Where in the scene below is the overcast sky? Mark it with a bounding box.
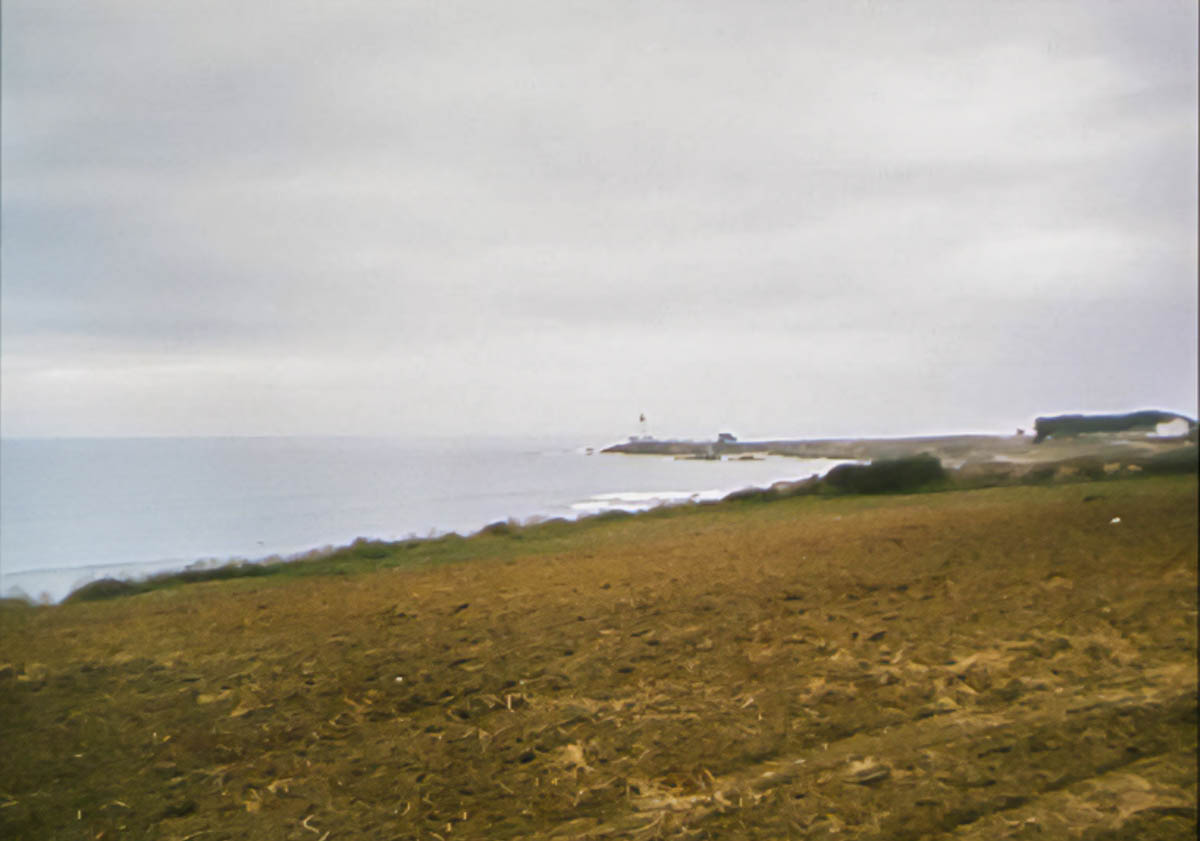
[2,1,1196,441]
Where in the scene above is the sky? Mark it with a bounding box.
[2,0,1197,441]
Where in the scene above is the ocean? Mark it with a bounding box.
[0,436,849,603]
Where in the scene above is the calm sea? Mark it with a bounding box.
[0,436,848,603]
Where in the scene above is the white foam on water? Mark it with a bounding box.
[570,488,727,513]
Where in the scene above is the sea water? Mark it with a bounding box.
[0,436,849,603]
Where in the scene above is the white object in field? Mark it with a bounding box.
[1153,418,1189,437]
[1110,517,1121,524]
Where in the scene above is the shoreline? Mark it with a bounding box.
[4,429,1195,606]
[27,439,1200,605]
[2,454,855,605]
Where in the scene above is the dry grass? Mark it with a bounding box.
[1,476,1196,840]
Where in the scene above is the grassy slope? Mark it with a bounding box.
[1,476,1196,840]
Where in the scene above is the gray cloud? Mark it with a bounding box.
[2,0,1196,438]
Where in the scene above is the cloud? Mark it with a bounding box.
[2,0,1196,437]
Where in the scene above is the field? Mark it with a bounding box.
[1,475,1196,840]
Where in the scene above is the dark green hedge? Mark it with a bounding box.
[823,454,947,494]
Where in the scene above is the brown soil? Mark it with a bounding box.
[2,477,1196,840]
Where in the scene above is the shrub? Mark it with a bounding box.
[479,520,516,537]
[822,454,946,495]
[723,476,823,505]
[592,509,634,522]
[64,578,141,602]
[351,538,391,559]
[1139,446,1199,475]
[170,562,272,584]
[1024,465,1057,484]
[722,487,774,504]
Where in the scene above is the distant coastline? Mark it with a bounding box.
[602,409,1198,466]
[603,433,1012,462]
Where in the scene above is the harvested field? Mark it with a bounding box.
[1,476,1196,840]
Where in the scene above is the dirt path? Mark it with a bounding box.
[2,477,1196,839]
